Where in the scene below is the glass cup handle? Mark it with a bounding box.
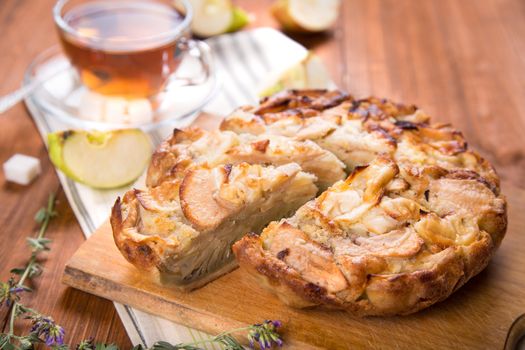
[171,38,213,87]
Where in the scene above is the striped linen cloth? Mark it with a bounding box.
[25,28,317,348]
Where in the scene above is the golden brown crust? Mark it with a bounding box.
[228,89,507,316]
[233,234,341,309]
[233,213,499,316]
[111,194,171,272]
[255,89,352,115]
[146,128,208,188]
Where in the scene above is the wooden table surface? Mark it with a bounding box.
[1,0,524,348]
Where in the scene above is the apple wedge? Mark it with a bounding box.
[189,0,249,37]
[259,53,332,97]
[48,129,152,189]
[272,0,341,32]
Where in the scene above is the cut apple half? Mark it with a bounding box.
[259,53,333,97]
[272,0,341,32]
[189,0,249,37]
[48,129,152,189]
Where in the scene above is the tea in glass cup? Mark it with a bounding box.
[53,0,211,103]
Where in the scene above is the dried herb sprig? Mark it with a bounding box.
[0,193,284,350]
[0,193,61,350]
[143,320,283,350]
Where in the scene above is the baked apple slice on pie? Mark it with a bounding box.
[220,90,407,169]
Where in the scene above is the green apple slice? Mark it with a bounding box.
[272,0,341,32]
[48,129,152,189]
[228,6,250,33]
[189,0,249,37]
[259,53,332,97]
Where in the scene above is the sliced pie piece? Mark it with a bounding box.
[111,162,317,290]
[146,127,346,191]
[233,156,506,315]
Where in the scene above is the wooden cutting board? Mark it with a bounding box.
[62,114,525,349]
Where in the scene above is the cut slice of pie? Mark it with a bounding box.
[111,162,317,290]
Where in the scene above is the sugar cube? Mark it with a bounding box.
[127,99,153,125]
[78,91,105,121]
[104,97,129,124]
[3,154,41,185]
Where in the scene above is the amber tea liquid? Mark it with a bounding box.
[58,0,186,98]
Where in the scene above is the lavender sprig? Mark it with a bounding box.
[148,319,284,350]
[0,193,61,350]
[247,321,283,349]
[29,315,65,347]
[0,278,28,308]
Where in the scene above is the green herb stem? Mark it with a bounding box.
[6,193,56,340]
[17,255,36,289]
[8,304,17,337]
[18,193,55,287]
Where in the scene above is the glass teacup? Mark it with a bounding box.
[53,0,212,111]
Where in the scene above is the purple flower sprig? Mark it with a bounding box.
[0,193,61,350]
[0,278,28,308]
[210,319,283,350]
[146,320,284,350]
[29,314,65,347]
[247,320,283,349]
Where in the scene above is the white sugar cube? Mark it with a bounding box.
[78,91,105,121]
[104,97,129,124]
[78,93,154,125]
[3,154,41,185]
[127,99,153,125]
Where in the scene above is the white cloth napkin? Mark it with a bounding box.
[25,28,313,348]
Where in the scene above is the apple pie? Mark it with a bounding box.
[111,89,506,315]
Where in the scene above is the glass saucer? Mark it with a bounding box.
[23,46,220,131]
